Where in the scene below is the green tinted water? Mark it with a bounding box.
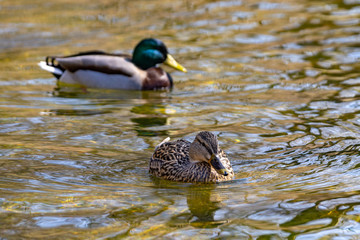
[1,0,360,239]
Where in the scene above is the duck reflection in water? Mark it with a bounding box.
[168,185,227,228]
[44,88,172,126]
[130,100,172,137]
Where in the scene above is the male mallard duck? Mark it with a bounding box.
[150,131,234,183]
[38,38,187,90]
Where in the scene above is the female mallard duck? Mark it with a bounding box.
[38,38,187,90]
[150,131,234,183]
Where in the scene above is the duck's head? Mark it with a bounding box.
[132,38,187,72]
[189,131,229,176]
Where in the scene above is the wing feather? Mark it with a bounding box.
[56,55,136,77]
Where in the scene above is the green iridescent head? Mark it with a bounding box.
[132,38,187,72]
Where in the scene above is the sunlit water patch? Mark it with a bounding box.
[1,0,360,239]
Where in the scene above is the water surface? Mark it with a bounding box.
[1,0,360,239]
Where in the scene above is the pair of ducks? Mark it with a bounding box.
[39,38,234,183]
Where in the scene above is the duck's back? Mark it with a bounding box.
[149,139,191,178]
[56,54,146,90]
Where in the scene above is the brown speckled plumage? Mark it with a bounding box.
[149,132,234,183]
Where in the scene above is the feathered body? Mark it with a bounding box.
[150,132,234,183]
[38,39,186,90]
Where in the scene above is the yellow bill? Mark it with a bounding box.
[164,54,187,72]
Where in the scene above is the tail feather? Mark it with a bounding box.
[154,137,170,151]
[38,61,63,77]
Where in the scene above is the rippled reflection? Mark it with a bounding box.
[1,0,360,238]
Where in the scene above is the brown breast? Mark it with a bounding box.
[142,67,172,90]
